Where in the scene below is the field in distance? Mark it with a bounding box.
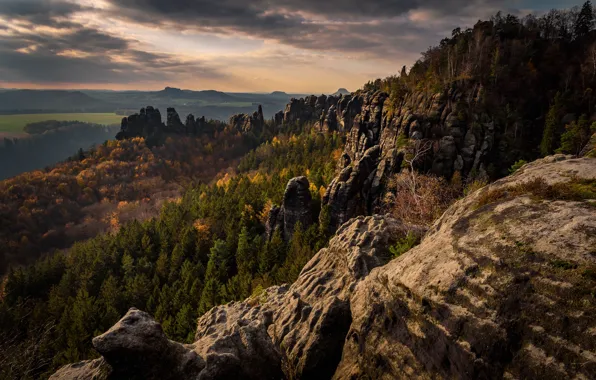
[0,113,123,133]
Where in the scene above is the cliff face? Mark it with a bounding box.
[51,155,596,380]
[266,176,313,241]
[273,84,503,232]
[316,83,530,231]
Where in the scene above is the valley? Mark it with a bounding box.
[0,113,122,133]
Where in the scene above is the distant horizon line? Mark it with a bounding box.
[0,87,352,95]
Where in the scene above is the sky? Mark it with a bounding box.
[0,0,583,93]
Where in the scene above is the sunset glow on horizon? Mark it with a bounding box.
[0,0,583,93]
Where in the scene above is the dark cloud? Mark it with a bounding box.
[0,0,227,84]
[0,0,532,86]
[105,0,510,57]
[0,0,85,28]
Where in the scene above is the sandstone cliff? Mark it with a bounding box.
[51,155,596,380]
[266,176,313,241]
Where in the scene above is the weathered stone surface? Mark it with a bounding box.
[282,176,313,240]
[323,144,382,230]
[335,155,596,379]
[266,176,313,240]
[92,308,204,380]
[320,84,501,232]
[193,287,286,380]
[268,215,426,379]
[280,95,339,128]
[49,359,109,380]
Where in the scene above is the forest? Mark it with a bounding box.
[364,2,596,167]
[0,118,263,274]
[0,125,342,378]
[2,2,596,379]
[0,121,120,180]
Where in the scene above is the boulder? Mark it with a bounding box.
[335,155,596,379]
[92,308,204,379]
[193,288,286,380]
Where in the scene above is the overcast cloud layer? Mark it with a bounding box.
[0,0,579,92]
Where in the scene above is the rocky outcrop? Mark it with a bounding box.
[320,83,506,231]
[166,107,185,133]
[116,106,164,140]
[335,155,596,379]
[50,308,204,380]
[52,156,596,380]
[321,91,391,230]
[116,106,210,142]
[280,95,339,129]
[185,114,211,136]
[267,215,426,379]
[266,176,313,240]
[229,105,265,134]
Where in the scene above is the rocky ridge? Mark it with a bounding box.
[51,155,596,380]
[273,84,504,232]
[229,105,265,134]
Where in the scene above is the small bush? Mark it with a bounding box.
[508,160,527,174]
[389,232,420,258]
[385,171,461,226]
[464,178,489,196]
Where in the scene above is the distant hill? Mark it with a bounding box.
[154,87,235,103]
[0,90,113,113]
[0,88,305,120]
[332,88,350,96]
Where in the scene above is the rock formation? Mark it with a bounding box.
[116,106,164,140]
[321,91,390,230]
[166,107,185,133]
[266,176,313,241]
[319,83,512,231]
[51,155,596,380]
[229,105,265,134]
[279,95,339,129]
[335,155,596,379]
[185,114,211,136]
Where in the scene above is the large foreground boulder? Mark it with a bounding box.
[335,155,596,379]
[52,156,596,380]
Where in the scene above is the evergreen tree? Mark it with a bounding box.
[278,223,312,283]
[541,92,563,156]
[198,240,229,315]
[259,230,285,275]
[557,114,596,154]
[236,226,256,276]
[575,1,594,38]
